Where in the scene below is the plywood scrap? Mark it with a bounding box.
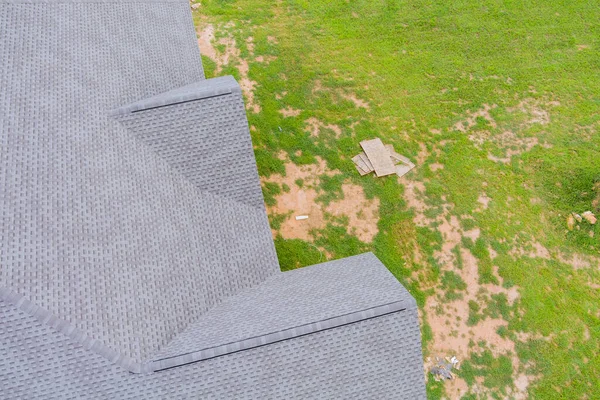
[351,139,416,178]
[360,138,396,177]
[351,154,371,173]
[385,144,415,168]
[358,153,374,172]
[351,154,371,176]
[358,165,370,176]
[395,163,413,178]
[353,162,370,176]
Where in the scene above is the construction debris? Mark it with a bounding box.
[567,214,576,231]
[568,211,597,230]
[429,356,460,382]
[360,138,396,177]
[582,211,597,224]
[352,139,415,178]
[295,215,309,221]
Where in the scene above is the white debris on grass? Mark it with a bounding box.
[568,211,597,230]
[429,355,460,382]
[582,211,597,224]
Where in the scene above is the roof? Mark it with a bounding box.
[0,0,426,398]
[1,294,425,399]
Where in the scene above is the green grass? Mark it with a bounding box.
[194,1,600,398]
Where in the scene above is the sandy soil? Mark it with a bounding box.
[197,23,261,113]
[400,151,540,396]
[453,104,498,132]
[340,92,370,109]
[304,117,342,138]
[263,157,379,242]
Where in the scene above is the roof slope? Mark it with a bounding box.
[113,76,265,209]
[0,0,426,397]
[151,253,415,368]
[0,1,278,364]
[0,295,426,399]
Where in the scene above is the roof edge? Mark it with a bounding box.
[0,287,153,374]
[151,300,407,372]
[110,76,240,116]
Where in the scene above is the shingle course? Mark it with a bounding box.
[1,298,426,399]
[0,2,278,363]
[114,78,265,208]
[0,1,426,397]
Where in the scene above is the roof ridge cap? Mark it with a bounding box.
[0,287,153,374]
[151,300,406,371]
[110,76,239,117]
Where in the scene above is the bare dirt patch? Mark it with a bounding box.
[254,55,277,64]
[412,205,521,361]
[403,164,528,394]
[510,241,551,260]
[508,98,553,125]
[312,79,325,96]
[510,241,600,270]
[429,162,444,171]
[425,240,522,374]
[304,117,342,138]
[445,376,469,399]
[196,23,261,113]
[469,130,545,163]
[263,157,379,242]
[453,104,498,132]
[279,107,302,117]
[197,24,218,63]
[558,252,600,270]
[593,182,600,212]
[340,92,370,109]
[245,36,255,54]
[477,193,491,211]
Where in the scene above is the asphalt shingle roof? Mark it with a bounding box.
[0,0,426,398]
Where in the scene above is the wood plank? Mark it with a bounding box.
[358,153,374,171]
[351,154,370,172]
[385,144,415,167]
[360,138,396,176]
[395,163,415,178]
[354,163,370,176]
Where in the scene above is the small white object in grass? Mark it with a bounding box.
[295,215,309,220]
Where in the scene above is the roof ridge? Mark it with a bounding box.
[0,287,153,374]
[110,76,238,116]
[148,252,416,372]
[151,301,407,371]
[112,76,266,210]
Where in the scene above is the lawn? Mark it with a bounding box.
[191,1,600,398]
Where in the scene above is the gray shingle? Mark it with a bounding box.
[0,1,426,397]
[0,297,426,399]
[152,253,416,365]
[114,77,265,208]
[0,2,278,363]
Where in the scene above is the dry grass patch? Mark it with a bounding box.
[304,117,342,138]
[453,104,498,132]
[279,107,301,117]
[196,23,260,113]
[263,157,379,242]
